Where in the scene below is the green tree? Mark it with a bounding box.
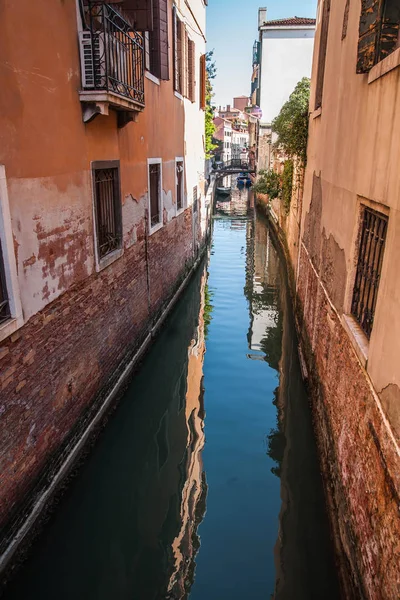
[281,159,294,214]
[205,50,217,159]
[253,169,281,198]
[272,77,310,164]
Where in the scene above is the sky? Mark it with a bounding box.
[206,0,317,107]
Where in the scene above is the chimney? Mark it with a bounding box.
[227,104,231,112]
[258,7,267,28]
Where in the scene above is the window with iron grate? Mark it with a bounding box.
[351,206,388,338]
[176,160,184,211]
[92,161,122,260]
[149,161,162,228]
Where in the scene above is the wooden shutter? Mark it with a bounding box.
[122,0,153,31]
[188,39,195,102]
[158,0,169,80]
[184,29,189,98]
[148,0,169,79]
[199,54,206,109]
[357,0,382,72]
[173,6,182,93]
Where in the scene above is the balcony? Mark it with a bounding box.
[79,2,145,124]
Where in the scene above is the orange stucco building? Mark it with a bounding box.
[0,0,207,567]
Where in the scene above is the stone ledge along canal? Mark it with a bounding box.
[2,192,340,599]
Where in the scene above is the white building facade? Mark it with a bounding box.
[255,10,315,170]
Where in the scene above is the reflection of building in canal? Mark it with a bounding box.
[166,270,208,599]
[245,216,280,355]
[215,186,250,218]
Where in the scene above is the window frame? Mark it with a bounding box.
[175,157,185,215]
[92,160,123,272]
[0,165,23,343]
[350,205,388,340]
[147,158,163,234]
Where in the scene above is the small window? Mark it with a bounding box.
[148,159,162,230]
[357,0,400,72]
[176,159,184,211]
[0,241,11,325]
[351,206,388,338]
[92,161,122,260]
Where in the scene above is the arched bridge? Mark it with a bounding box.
[214,159,256,175]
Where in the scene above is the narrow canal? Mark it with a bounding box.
[3,191,340,599]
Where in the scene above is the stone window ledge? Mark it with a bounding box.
[368,48,400,84]
[342,314,369,368]
[0,316,24,344]
[145,71,160,86]
[311,106,322,120]
[95,248,123,273]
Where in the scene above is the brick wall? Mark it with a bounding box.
[296,243,400,600]
[0,208,195,539]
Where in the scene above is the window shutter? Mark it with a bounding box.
[188,39,195,102]
[315,0,330,109]
[158,0,169,80]
[357,0,382,72]
[199,54,206,109]
[184,30,190,98]
[173,6,182,93]
[122,0,153,31]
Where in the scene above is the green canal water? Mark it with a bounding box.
[3,200,340,599]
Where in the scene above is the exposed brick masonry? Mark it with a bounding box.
[0,209,195,540]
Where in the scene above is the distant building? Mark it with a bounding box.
[252,10,315,170]
[233,95,250,112]
[213,117,233,162]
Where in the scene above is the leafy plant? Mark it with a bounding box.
[272,77,310,164]
[205,51,217,159]
[253,169,281,199]
[281,159,294,214]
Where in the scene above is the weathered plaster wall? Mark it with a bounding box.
[295,0,400,596]
[0,0,207,546]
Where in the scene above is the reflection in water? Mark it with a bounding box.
[4,191,339,600]
[3,266,210,600]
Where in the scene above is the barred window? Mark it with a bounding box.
[351,207,388,338]
[176,160,184,211]
[92,161,122,260]
[149,161,162,228]
[357,0,400,72]
[0,240,10,325]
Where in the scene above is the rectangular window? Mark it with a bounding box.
[351,207,388,338]
[315,0,330,109]
[0,240,10,325]
[173,7,183,94]
[148,159,162,229]
[357,0,400,72]
[176,159,184,211]
[145,0,169,80]
[92,161,122,260]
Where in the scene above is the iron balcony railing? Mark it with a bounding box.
[82,2,145,106]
